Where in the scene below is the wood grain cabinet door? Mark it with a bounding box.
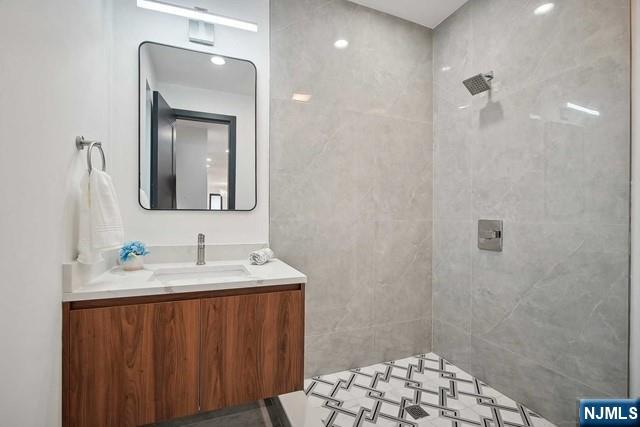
[200,290,304,412]
[68,300,200,427]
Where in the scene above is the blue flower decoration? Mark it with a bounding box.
[119,241,150,263]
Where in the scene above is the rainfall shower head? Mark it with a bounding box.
[463,72,494,95]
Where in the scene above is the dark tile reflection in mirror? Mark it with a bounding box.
[139,42,257,211]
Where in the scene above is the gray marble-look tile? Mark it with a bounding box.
[370,116,433,222]
[433,0,630,425]
[271,0,434,379]
[469,54,630,225]
[432,318,471,373]
[271,218,374,338]
[472,222,629,394]
[269,141,360,225]
[432,221,472,329]
[373,219,432,325]
[543,121,586,221]
[388,51,434,124]
[479,246,629,396]
[269,108,368,224]
[548,273,629,396]
[471,222,585,337]
[271,0,433,120]
[270,0,360,102]
[305,328,376,377]
[433,98,472,221]
[529,0,630,88]
[433,2,474,110]
[270,98,344,176]
[270,0,333,33]
[271,107,432,224]
[372,318,431,363]
[469,335,605,426]
[470,94,547,223]
[469,0,629,100]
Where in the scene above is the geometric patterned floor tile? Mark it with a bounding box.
[302,353,556,427]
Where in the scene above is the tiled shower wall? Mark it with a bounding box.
[270,0,433,376]
[432,1,630,424]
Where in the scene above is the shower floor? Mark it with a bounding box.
[282,352,556,427]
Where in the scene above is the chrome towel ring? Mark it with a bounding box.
[75,136,106,173]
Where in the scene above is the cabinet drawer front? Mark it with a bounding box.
[200,290,304,411]
[68,300,199,427]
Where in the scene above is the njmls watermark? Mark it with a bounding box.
[580,399,640,426]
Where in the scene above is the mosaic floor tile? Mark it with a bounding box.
[301,353,555,427]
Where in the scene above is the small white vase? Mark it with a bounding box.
[122,255,144,271]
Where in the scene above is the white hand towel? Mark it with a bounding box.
[77,170,124,264]
[249,248,274,265]
[77,175,96,264]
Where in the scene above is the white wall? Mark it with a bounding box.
[175,124,208,209]
[111,0,269,245]
[139,46,158,204]
[0,0,111,425]
[631,0,640,398]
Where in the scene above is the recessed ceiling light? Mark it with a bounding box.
[136,0,258,32]
[334,39,349,49]
[210,56,226,65]
[534,3,555,15]
[292,93,312,103]
[206,164,211,168]
[225,149,229,153]
[441,66,451,72]
[207,157,212,162]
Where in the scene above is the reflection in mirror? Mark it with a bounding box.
[139,42,256,211]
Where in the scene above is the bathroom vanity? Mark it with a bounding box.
[61,36,306,427]
[62,259,306,427]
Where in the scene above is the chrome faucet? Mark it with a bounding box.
[196,233,206,265]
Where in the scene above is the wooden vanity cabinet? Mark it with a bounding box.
[65,300,200,427]
[200,290,305,411]
[63,284,304,427]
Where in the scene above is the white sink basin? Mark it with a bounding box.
[150,264,250,285]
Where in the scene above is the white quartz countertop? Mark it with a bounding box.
[62,259,306,302]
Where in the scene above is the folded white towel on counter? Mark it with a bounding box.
[249,248,274,265]
[77,170,124,264]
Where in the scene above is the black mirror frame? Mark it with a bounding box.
[137,41,258,212]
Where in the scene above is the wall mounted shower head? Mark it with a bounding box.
[463,72,494,95]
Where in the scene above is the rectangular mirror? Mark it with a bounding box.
[139,42,257,211]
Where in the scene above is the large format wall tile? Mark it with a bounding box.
[433,101,473,221]
[469,336,603,426]
[373,219,432,325]
[305,328,377,377]
[373,318,432,363]
[432,319,471,372]
[271,0,433,377]
[432,220,472,329]
[474,224,629,396]
[432,0,630,424]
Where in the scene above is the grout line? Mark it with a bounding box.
[306,317,432,339]
[268,97,435,126]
